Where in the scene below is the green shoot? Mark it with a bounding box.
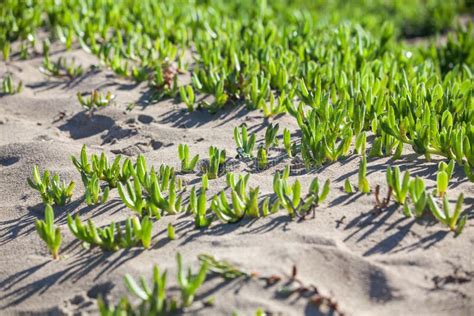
[386,166,410,204]
[205,146,226,179]
[234,125,256,158]
[35,204,61,259]
[77,90,114,114]
[179,85,195,112]
[177,252,208,307]
[427,194,467,236]
[403,176,428,218]
[257,146,268,170]
[358,156,370,194]
[168,223,175,240]
[1,73,22,94]
[283,128,297,158]
[27,166,75,206]
[344,178,355,194]
[178,144,199,173]
[264,123,279,149]
[84,174,110,206]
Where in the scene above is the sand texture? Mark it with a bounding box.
[0,45,473,316]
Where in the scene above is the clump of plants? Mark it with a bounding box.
[178,144,199,173]
[27,166,75,206]
[427,193,467,236]
[77,90,114,114]
[1,73,22,94]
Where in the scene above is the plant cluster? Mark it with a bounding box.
[27,166,75,206]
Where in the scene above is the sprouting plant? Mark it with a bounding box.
[27,166,75,206]
[257,146,268,170]
[435,160,455,197]
[283,128,297,158]
[40,56,83,79]
[211,191,245,223]
[344,178,355,194]
[177,252,208,307]
[178,144,199,173]
[234,125,256,158]
[198,254,249,279]
[1,73,22,94]
[201,174,209,191]
[355,132,367,155]
[100,264,176,314]
[168,223,175,240]
[427,193,467,236]
[386,166,410,204]
[35,204,61,259]
[194,189,213,228]
[358,156,370,193]
[150,174,183,215]
[118,175,147,216]
[84,174,110,206]
[403,176,427,218]
[179,85,195,112]
[77,90,114,114]
[264,123,279,149]
[205,146,226,179]
[67,214,153,250]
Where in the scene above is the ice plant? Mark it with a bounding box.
[177,252,208,307]
[234,125,256,158]
[358,156,370,194]
[264,123,279,149]
[344,178,355,194]
[167,223,175,240]
[283,128,296,158]
[205,146,226,179]
[435,160,454,197]
[179,85,195,112]
[77,90,114,114]
[427,193,467,236]
[27,166,75,206]
[178,144,199,173]
[257,146,268,170]
[84,174,110,206]
[194,189,213,228]
[1,73,22,94]
[118,175,147,216]
[35,204,61,259]
[386,166,410,204]
[403,176,428,218]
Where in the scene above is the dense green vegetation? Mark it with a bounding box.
[2,0,472,313]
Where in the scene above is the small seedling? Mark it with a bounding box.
[67,214,153,250]
[194,189,213,228]
[358,156,370,193]
[403,176,427,218]
[84,174,110,206]
[179,85,196,112]
[344,178,355,194]
[1,73,22,94]
[435,160,454,197]
[35,204,61,259]
[283,128,297,158]
[27,166,75,206]
[168,223,175,240]
[264,123,279,149]
[118,175,147,216]
[427,193,467,236]
[386,166,410,204]
[205,146,226,179]
[77,90,114,114]
[257,146,268,170]
[177,252,208,307]
[178,144,199,173]
[234,125,256,158]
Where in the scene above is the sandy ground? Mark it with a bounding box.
[0,45,473,316]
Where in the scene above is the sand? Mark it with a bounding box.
[0,44,473,316]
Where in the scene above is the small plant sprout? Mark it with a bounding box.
[84,174,110,206]
[179,85,195,112]
[201,174,209,191]
[386,166,410,204]
[168,223,175,240]
[344,178,355,194]
[178,144,199,173]
[118,175,147,216]
[150,175,184,215]
[177,252,208,307]
[194,189,213,228]
[67,214,154,250]
[27,166,75,206]
[77,90,114,114]
[358,156,370,193]
[234,125,256,158]
[35,204,61,259]
[283,128,297,158]
[257,146,268,170]
[264,123,279,149]
[211,191,245,223]
[435,160,455,197]
[1,73,22,94]
[205,146,226,179]
[403,176,428,218]
[427,194,467,236]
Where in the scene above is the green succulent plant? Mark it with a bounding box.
[35,204,62,259]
